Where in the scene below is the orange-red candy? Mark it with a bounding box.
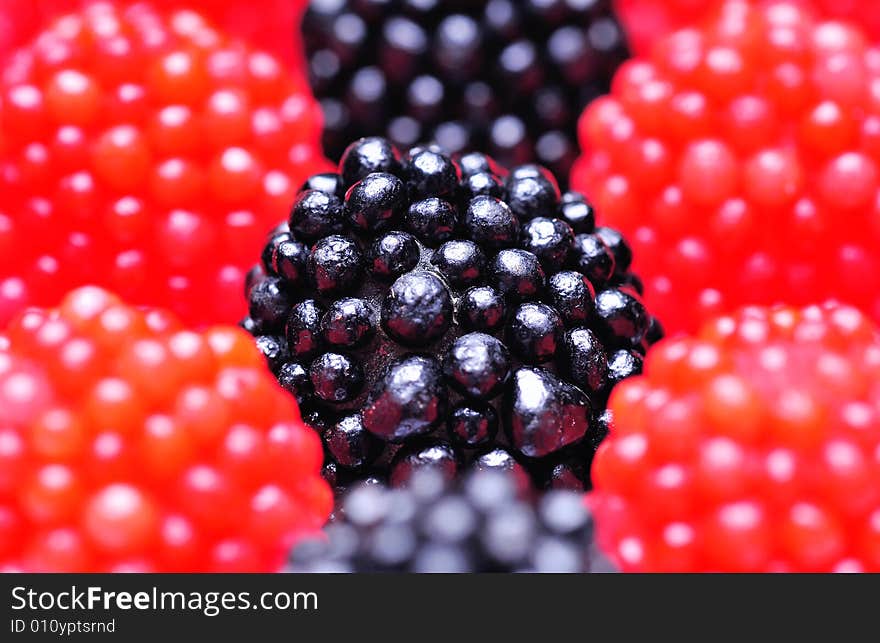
[0,287,331,572]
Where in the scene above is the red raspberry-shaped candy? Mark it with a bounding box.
[153,0,309,68]
[0,287,331,572]
[1,2,308,69]
[591,302,880,572]
[573,1,880,333]
[617,1,880,56]
[616,0,719,56]
[0,2,329,327]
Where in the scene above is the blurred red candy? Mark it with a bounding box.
[617,0,880,56]
[1,1,310,68]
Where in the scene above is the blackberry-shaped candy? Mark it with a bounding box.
[244,138,662,493]
[288,468,616,573]
[302,0,629,180]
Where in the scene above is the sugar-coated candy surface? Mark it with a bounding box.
[289,468,616,573]
[0,2,328,327]
[302,0,629,180]
[0,287,331,572]
[592,302,880,572]
[244,138,663,495]
[573,0,880,334]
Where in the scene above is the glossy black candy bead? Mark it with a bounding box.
[534,87,571,130]
[492,249,546,301]
[504,165,561,221]
[430,240,486,288]
[261,231,289,274]
[277,362,313,406]
[390,442,459,487]
[548,25,592,84]
[463,195,519,249]
[382,271,453,346]
[402,148,460,200]
[590,409,613,453]
[558,193,595,233]
[645,316,665,346]
[443,332,511,400]
[345,67,381,114]
[310,352,365,403]
[447,404,498,448]
[548,271,595,326]
[562,327,607,394]
[367,231,420,280]
[433,13,482,80]
[594,288,651,348]
[520,217,574,271]
[239,316,260,335]
[536,131,576,176]
[245,264,266,299]
[307,235,363,294]
[605,349,644,389]
[525,0,569,23]
[459,171,504,204]
[569,233,615,286]
[459,286,507,332]
[595,226,632,275]
[340,137,401,187]
[289,190,345,241]
[345,172,405,232]
[248,277,293,330]
[473,448,531,493]
[546,458,589,492]
[406,75,445,122]
[457,151,503,178]
[301,172,346,199]
[506,302,563,363]
[489,114,531,168]
[254,335,289,374]
[362,355,448,441]
[404,198,457,245]
[504,367,591,458]
[507,163,557,184]
[616,272,644,296]
[321,298,375,348]
[324,414,384,470]
[285,299,324,361]
[272,236,310,285]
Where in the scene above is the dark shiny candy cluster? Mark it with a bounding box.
[287,468,616,573]
[243,138,662,493]
[302,0,629,180]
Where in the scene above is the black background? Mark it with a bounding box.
[0,573,874,641]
